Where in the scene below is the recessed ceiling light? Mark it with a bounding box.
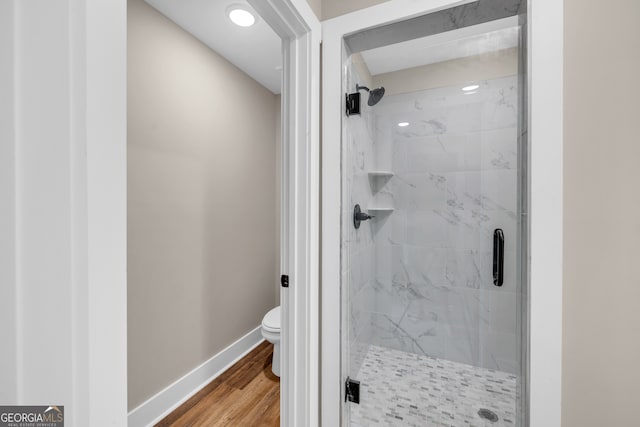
[462,84,480,92]
[228,7,255,27]
[397,122,410,127]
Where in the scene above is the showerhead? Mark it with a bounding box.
[356,84,386,106]
[368,87,386,106]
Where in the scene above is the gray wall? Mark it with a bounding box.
[562,0,640,425]
[275,94,282,304]
[320,0,389,20]
[128,0,278,410]
[306,0,322,20]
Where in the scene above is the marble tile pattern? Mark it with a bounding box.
[345,0,524,54]
[362,76,522,375]
[343,67,522,425]
[350,345,518,427]
[342,58,378,378]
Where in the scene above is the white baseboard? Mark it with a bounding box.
[128,326,264,427]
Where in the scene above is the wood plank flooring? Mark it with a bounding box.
[156,341,279,427]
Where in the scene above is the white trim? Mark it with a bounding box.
[3,1,128,424]
[85,0,128,424]
[127,327,264,427]
[247,1,320,426]
[3,0,319,425]
[321,0,563,426]
[528,0,563,426]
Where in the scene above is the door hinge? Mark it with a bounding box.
[345,377,360,404]
[346,92,361,116]
[280,274,289,288]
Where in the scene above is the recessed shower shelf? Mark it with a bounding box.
[368,171,394,178]
[367,207,394,213]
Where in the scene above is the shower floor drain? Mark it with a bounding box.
[478,408,499,423]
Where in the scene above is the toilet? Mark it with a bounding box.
[261,306,281,377]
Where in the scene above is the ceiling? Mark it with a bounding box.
[146,0,283,94]
[141,3,517,94]
[360,16,519,76]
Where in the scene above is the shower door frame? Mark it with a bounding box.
[320,0,564,426]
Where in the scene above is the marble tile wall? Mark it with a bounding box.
[342,59,378,377]
[366,76,521,374]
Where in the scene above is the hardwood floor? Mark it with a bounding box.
[155,341,280,427]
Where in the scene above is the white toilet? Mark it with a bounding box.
[261,306,281,377]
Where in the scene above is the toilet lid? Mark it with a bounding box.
[262,306,280,332]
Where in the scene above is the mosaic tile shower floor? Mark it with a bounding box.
[350,345,518,427]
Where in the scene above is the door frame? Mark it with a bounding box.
[248,1,321,426]
[320,0,563,425]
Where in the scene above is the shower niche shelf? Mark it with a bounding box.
[367,206,394,213]
[368,170,394,214]
[368,171,394,178]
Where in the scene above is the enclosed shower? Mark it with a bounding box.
[340,1,527,426]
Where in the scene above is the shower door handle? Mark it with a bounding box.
[493,229,504,287]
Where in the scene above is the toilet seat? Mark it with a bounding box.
[262,306,280,333]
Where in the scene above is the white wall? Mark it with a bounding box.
[15,0,76,410]
[0,0,18,404]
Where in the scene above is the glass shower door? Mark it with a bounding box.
[341,7,526,427]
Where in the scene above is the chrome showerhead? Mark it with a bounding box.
[356,84,386,106]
